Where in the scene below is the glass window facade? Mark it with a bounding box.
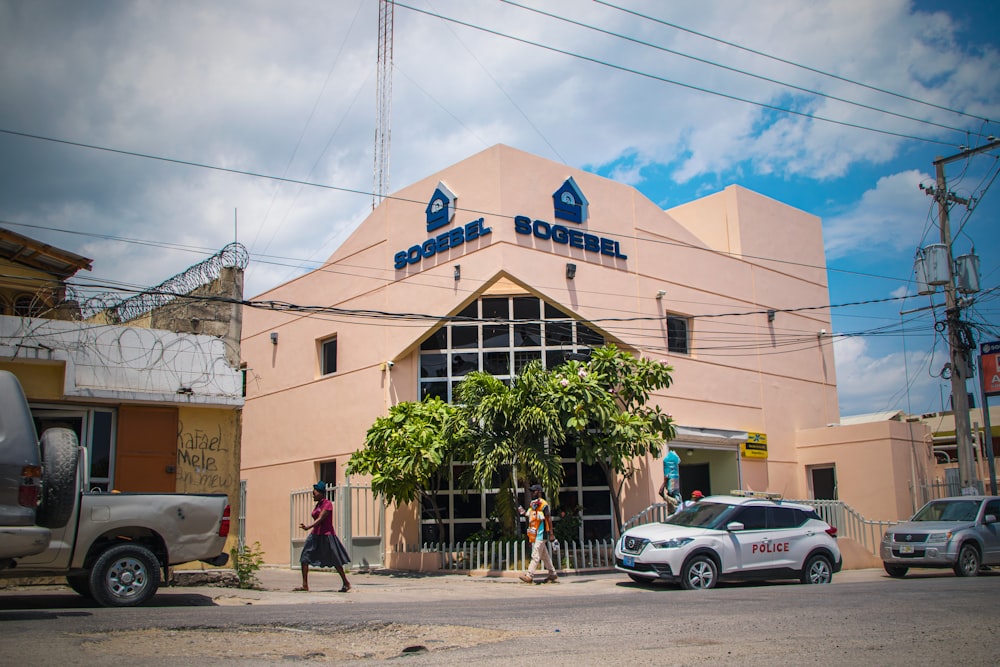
[417,295,613,543]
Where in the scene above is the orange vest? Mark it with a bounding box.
[526,498,552,543]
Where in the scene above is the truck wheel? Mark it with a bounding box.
[883,564,908,578]
[680,554,718,590]
[953,544,981,577]
[66,574,92,598]
[36,428,80,529]
[800,554,833,584]
[89,544,160,607]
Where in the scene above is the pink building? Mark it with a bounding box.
[240,145,931,566]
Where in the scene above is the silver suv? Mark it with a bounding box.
[880,496,1000,578]
[615,493,842,589]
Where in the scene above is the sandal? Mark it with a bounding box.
[338,585,351,593]
[293,586,309,592]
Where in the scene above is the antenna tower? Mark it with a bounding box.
[373,0,394,209]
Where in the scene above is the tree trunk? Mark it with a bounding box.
[600,460,624,539]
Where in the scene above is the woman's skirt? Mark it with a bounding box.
[300,533,351,568]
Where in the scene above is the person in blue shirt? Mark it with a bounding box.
[658,447,682,511]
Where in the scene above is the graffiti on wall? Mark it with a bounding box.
[176,421,234,492]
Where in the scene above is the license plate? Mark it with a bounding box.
[899,544,914,554]
[624,556,635,567]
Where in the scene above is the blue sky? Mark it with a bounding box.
[0,0,997,417]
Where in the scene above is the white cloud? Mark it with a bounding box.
[823,170,933,260]
[833,335,952,416]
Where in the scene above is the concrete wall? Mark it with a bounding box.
[0,315,243,404]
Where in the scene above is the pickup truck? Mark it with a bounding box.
[0,370,231,606]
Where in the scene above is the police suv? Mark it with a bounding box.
[615,492,842,589]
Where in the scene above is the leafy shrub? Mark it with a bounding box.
[230,541,265,589]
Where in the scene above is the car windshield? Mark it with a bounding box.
[663,501,735,529]
[911,499,981,522]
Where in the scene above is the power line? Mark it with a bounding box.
[593,0,993,125]
[393,2,958,147]
[501,0,972,136]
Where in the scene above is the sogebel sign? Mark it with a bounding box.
[394,177,627,270]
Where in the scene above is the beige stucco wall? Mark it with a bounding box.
[796,420,933,521]
[240,145,855,564]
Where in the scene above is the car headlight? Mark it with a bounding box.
[926,531,952,543]
[651,537,693,549]
[882,532,892,543]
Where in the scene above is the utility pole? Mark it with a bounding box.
[926,139,1000,494]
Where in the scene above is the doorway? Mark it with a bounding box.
[680,462,711,500]
[810,465,837,500]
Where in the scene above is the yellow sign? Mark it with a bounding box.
[742,432,768,459]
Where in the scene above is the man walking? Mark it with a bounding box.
[658,446,681,513]
[519,484,558,584]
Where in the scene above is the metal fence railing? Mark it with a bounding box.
[290,482,385,569]
[621,501,672,533]
[238,479,247,550]
[910,479,985,509]
[789,499,897,557]
[393,539,615,572]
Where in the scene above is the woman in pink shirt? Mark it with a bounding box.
[296,481,351,592]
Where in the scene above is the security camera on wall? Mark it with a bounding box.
[385,361,395,369]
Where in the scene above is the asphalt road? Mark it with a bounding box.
[2,568,998,665]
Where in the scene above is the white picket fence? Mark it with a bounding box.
[394,539,615,572]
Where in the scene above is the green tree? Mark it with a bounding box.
[453,361,573,537]
[563,345,676,537]
[346,396,464,542]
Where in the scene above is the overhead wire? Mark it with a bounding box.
[392,1,962,148]
[593,0,993,125]
[500,0,973,136]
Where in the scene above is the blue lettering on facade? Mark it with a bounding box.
[394,218,492,269]
[513,215,627,260]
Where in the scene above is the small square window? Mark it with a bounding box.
[666,316,689,354]
[483,351,510,375]
[514,350,541,373]
[513,297,540,320]
[482,324,510,348]
[514,323,541,346]
[421,381,448,401]
[482,297,508,320]
[420,353,448,378]
[451,353,478,376]
[321,337,338,375]
[451,325,478,349]
[545,321,573,346]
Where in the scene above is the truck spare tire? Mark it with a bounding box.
[36,428,79,529]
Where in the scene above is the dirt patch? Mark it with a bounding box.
[77,621,521,661]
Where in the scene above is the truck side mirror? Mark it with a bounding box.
[984,514,998,525]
